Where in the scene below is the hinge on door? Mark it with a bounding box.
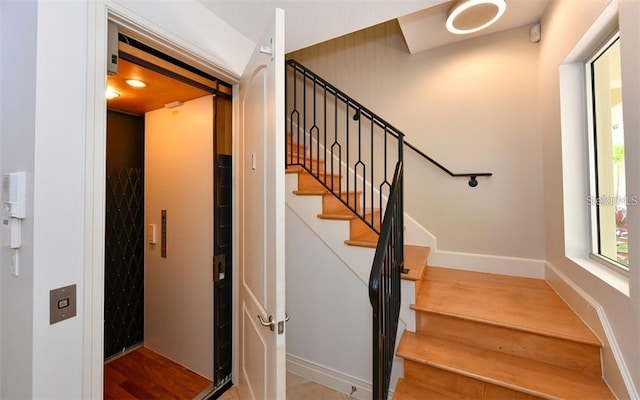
[259,38,274,60]
[213,254,225,282]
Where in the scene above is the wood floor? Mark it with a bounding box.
[394,266,615,400]
[104,348,353,399]
[104,347,211,399]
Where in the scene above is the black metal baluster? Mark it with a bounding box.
[311,78,317,177]
[303,74,307,164]
[323,85,327,182]
[345,102,350,205]
[331,95,340,193]
[371,122,375,228]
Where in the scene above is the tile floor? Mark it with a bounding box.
[219,372,357,399]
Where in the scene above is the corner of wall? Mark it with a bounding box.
[545,262,638,400]
[0,1,38,398]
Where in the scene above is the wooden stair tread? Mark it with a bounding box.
[318,212,354,220]
[292,189,327,196]
[397,332,614,400]
[344,239,377,248]
[414,267,600,346]
[394,378,458,400]
[286,164,333,175]
[286,165,305,173]
[288,166,341,179]
[402,245,430,281]
[345,230,378,245]
[318,206,378,220]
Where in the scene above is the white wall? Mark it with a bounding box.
[31,2,88,398]
[288,22,545,262]
[0,0,250,397]
[0,1,37,398]
[539,0,639,397]
[145,95,214,379]
[285,207,372,397]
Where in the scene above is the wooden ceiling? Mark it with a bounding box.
[106,42,231,115]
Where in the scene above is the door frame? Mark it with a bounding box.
[84,2,241,397]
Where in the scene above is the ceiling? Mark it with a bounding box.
[107,0,552,114]
[198,0,445,53]
[106,42,230,115]
[199,0,551,55]
[398,0,551,53]
[106,58,210,115]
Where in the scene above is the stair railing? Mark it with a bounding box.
[286,60,404,232]
[286,60,491,191]
[369,161,404,400]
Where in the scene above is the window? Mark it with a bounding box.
[587,33,628,273]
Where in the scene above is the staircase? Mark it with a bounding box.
[285,60,615,400]
[285,140,430,275]
[394,267,615,399]
[285,137,614,400]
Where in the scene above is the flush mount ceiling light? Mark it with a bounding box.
[446,0,506,35]
[105,88,120,100]
[125,79,147,88]
[164,101,184,109]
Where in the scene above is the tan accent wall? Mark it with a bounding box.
[288,21,545,260]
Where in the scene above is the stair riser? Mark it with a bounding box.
[350,214,380,241]
[287,157,325,173]
[415,311,602,376]
[297,171,341,192]
[403,360,543,400]
[285,137,307,152]
[285,143,308,155]
[322,192,361,214]
[286,139,328,172]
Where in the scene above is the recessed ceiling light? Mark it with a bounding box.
[446,0,506,35]
[125,79,147,88]
[106,88,120,100]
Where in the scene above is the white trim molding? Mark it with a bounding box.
[546,262,638,400]
[429,250,546,279]
[287,354,372,400]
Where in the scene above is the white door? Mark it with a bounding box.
[237,8,286,400]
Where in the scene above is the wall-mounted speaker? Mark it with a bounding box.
[530,23,541,43]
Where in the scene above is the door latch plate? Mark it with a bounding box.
[213,254,225,282]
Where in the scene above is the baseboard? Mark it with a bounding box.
[287,354,372,400]
[428,250,546,279]
[546,262,639,400]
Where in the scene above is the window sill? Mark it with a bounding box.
[568,256,630,297]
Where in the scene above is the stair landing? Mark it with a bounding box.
[414,267,599,345]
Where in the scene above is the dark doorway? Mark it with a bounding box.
[212,92,234,396]
[104,110,145,359]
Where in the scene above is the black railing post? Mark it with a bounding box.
[369,162,403,400]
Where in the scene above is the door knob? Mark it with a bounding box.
[257,314,275,331]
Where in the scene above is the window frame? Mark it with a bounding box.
[585,31,629,275]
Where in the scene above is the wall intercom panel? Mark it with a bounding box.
[3,172,26,219]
